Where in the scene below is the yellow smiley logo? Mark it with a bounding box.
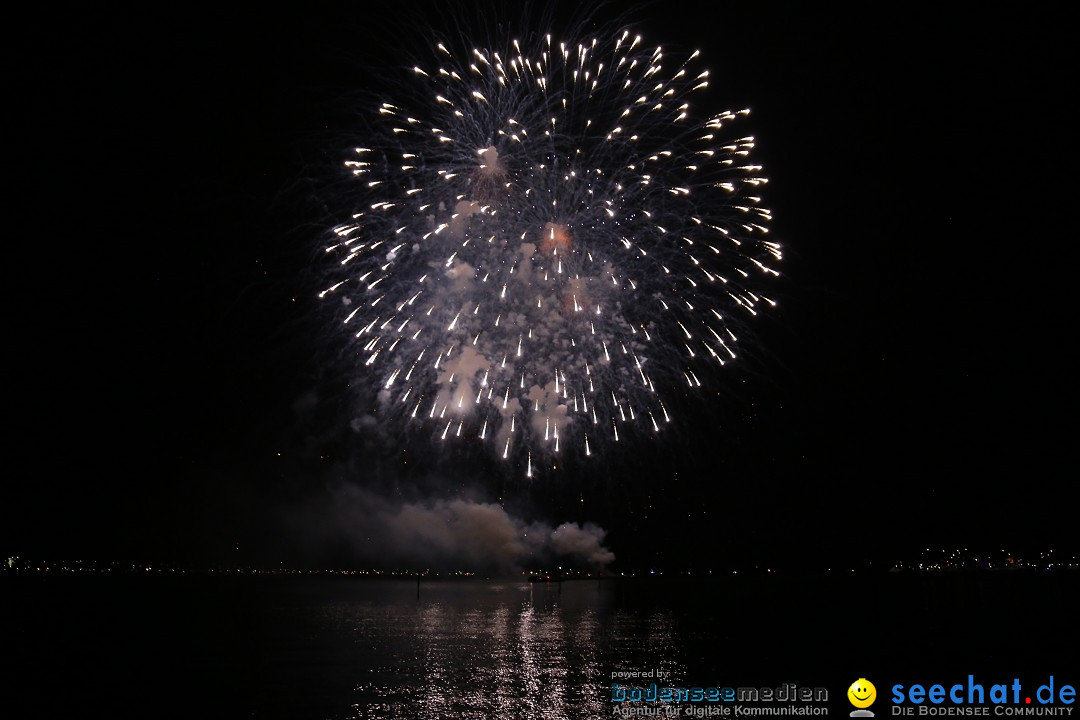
[848,678,877,709]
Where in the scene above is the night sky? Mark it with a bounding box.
[8,4,1076,570]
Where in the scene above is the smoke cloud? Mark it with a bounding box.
[321,484,614,572]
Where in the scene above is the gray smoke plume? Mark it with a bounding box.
[322,484,614,572]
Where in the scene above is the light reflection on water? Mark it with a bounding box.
[304,580,682,719]
[9,572,1069,718]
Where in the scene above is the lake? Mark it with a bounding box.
[3,573,1076,718]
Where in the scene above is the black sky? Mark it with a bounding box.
[8,3,1076,569]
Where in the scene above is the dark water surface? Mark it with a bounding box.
[3,573,1076,718]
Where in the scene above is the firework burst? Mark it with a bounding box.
[321,28,779,475]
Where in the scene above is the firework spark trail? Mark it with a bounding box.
[321,29,779,473]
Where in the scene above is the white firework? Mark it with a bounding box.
[321,29,779,475]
